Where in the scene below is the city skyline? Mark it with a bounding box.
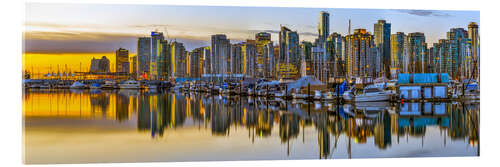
[25,3,479,53]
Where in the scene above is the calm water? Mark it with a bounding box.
[23,89,479,164]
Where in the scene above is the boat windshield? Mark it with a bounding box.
[364,88,381,93]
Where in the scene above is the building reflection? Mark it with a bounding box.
[23,89,480,158]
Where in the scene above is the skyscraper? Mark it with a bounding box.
[159,40,171,79]
[407,32,427,73]
[255,32,273,78]
[318,11,330,45]
[150,31,165,79]
[201,46,211,76]
[242,40,257,77]
[390,32,406,76]
[115,48,129,73]
[231,43,243,75]
[327,33,343,80]
[211,34,231,79]
[131,56,137,77]
[468,22,479,80]
[300,41,313,76]
[89,56,110,73]
[345,29,376,81]
[190,48,203,78]
[170,41,186,78]
[432,39,451,74]
[447,28,468,79]
[137,37,151,79]
[279,26,300,79]
[374,20,391,78]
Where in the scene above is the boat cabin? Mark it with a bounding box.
[397,73,449,100]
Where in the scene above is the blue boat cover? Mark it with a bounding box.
[397,73,449,84]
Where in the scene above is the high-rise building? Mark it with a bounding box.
[242,40,257,77]
[318,11,330,45]
[447,28,469,79]
[327,33,344,80]
[374,20,391,78]
[170,41,186,78]
[89,56,110,73]
[211,34,231,79]
[158,40,171,79]
[115,48,129,73]
[390,32,406,76]
[150,31,165,79]
[263,42,275,79]
[137,37,151,79]
[255,32,273,78]
[279,26,300,79]
[407,32,427,73]
[131,56,137,77]
[201,47,211,76]
[432,39,451,74]
[190,47,205,78]
[345,29,377,82]
[300,41,313,76]
[231,43,243,75]
[468,22,479,80]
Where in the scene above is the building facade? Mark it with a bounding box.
[374,20,391,78]
[149,31,165,79]
[137,37,151,79]
[115,48,129,73]
[89,56,110,73]
[345,29,377,82]
[407,32,427,74]
[279,26,300,80]
[171,41,186,78]
[211,34,231,77]
[390,32,407,76]
[468,22,479,80]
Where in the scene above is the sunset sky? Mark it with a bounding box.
[23,3,479,73]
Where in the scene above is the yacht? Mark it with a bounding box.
[322,91,336,101]
[118,80,140,89]
[353,85,392,102]
[313,90,322,100]
[101,80,117,89]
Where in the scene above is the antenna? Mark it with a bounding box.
[163,27,171,43]
[348,19,351,35]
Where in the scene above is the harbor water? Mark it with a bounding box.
[23,89,479,164]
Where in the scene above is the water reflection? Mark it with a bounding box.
[23,89,479,161]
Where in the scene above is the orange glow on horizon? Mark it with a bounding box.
[23,52,137,75]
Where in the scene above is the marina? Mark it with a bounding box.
[22,73,480,103]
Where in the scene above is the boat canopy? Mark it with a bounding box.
[257,81,280,87]
[397,73,449,84]
[287,76,324,91]
[374,77,389,83]
[71,81,85,87]
[466,83,478,90]
[90,83,101,87]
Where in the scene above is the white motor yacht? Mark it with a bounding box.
[353,85,392,102]
[118,80,140,89]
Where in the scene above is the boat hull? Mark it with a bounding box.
[354,93,391,102]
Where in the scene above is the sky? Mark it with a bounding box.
[23,3,479,72]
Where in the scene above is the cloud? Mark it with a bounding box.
[23,31,211,53]
[399,10,452,17]
[24,31,140,41]
[23,22,320,53]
